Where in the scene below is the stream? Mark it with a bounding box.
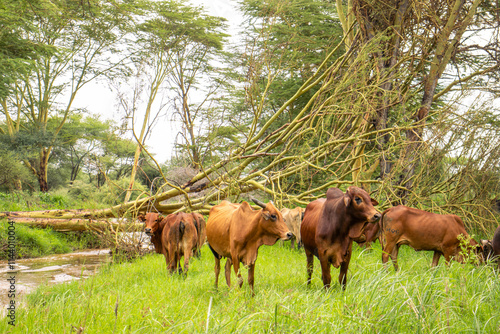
[1,249,111,316]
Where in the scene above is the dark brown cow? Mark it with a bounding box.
[381,205,480,270]
[481,226,500,269]
[206,198,293,291]
[139,212,165,254]
[301,187,381,289]
[139,211,203,274]
[281,207,305,249]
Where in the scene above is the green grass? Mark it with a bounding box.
[0,221,103,259]
[2,243,499,333]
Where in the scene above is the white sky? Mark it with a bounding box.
[72,0,242,163]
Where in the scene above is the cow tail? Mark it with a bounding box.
[179,221,185,239]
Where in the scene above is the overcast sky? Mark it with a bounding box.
[72,0,242,164]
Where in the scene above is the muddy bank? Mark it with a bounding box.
[1,249,111,316]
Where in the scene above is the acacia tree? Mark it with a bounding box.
[0,0,47,100]
[0,0,135,191]
[50,114,115,183]
[121,0,229,202]
[334,0,500,194]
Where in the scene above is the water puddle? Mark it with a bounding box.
[1,249,111,316]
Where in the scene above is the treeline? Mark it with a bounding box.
[1,0,499,232]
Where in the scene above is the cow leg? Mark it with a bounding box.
[224,258,232,287]
[432,251,442,267]
[305,249,314,286]
[183,249,192,276]
[232,257,244,288]
[390,245,400,271]
[168,252,178,274]
[162,247,174,273]
[382,239,396,269]
[339,244,353,290]
[318,255,332,289]
[291,238,296,250]
[248,263,255,292]
[214,257,221,289]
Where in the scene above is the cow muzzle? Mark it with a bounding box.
[144,228,153,236]
[370,212,382,222]
[284,232,294,241]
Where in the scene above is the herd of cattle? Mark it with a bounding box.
[138,186,500,291]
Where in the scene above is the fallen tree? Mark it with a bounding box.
[6,217,143,232]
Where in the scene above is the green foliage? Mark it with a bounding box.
[95,177,148,204]
[0,149,36,191]
[0,0,52,99]
[67,180,97,202]
[137,0,228,51]
[4,244,499,332]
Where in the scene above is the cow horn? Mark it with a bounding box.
[250,197,267,209]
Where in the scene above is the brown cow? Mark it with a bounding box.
[301,187,381,289]
[139,212,203,274]
[191,212,207,257]
[481,226,500,269]
[139,212,165,254]
[163,212,200,274]
[381,205,480,270]
[206,198,293,291]
[281,207,305,249]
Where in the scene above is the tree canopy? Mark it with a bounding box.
[1,0,499,234]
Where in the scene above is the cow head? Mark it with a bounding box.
[252,198,294,244]
[481,239,494,262]
[343,186,381,238]
[139,212,163,237]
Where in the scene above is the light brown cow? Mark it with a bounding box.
[281,207,305,249]
[206,198,293,291]
[139,211,204,274]
[301,187,381,289]
[381,205,480,270]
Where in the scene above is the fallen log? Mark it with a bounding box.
[7,218,144,232]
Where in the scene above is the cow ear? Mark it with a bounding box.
[343,188,351,207]
[137,214,145,222]
[371,198,379,206]
[261,211,271,221]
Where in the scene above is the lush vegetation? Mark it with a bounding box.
[0,192,105,259]
[2,243,499,333]
[1,1,499,331]
[0,221,101,259]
